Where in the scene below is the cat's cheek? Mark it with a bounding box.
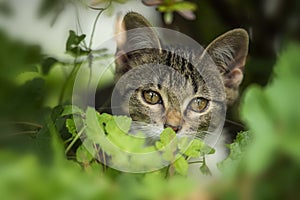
[147,105,166,125]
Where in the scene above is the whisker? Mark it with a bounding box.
[98,105,123,108]
[225,119,245,129]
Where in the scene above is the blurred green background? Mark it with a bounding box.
[0,0,300,199]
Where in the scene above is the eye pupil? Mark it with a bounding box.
[142,90,161,104]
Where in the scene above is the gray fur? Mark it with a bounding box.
[114,12,248,141]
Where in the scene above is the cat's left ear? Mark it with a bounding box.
[205,29,249,89]
[116,12,162,52]
[115,12,162,80]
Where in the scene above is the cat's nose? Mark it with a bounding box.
[164,123,182,133]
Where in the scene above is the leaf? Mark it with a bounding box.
[96,112,113,130]
[66,118,77,137]
[41,57,57,75]
[200,144,215,156]
[66,30,89,56]
[109,115,132,134]
[0,1,13,16]
[218,131,252,176]
[51,105,64,121]
[76,145,94,164]
[158,1,196,12]
[173,156,188,175]
[163,11,173,24]
[170,1,197,12]
[159,128,176,145]
[61,105,84,116]
[199,161,212,176]
[180,138,204,157]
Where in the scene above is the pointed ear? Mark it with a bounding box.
[115,12,161,80]
[116,12,161,52]
[206,29,249,89]
[205,29,249,105]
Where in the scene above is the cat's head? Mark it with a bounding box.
[112,12,248,140]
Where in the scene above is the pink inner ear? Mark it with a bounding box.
[225,68,244,88]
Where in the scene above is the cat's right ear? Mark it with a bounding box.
[205,29,249,105]
[115,12,161,56]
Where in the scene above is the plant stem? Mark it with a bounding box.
[188,160,204,165]
[88,0,112,49]
[65,126,86,154]
[58,61,81,104]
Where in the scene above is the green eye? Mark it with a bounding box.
[142,90,162,105]
[189,97,209,113]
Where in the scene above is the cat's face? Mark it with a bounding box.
[113,12,248,140]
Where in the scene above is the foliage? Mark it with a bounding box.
[215,44,300,199]
[62,106,213,176]
[142,0,197,24]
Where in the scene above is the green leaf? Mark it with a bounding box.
[96,112,113,130]
[199,161,212,176]
[163,11,173,24]
[218,131,252,176]
[180,138,204,157]
[170,1,197,12]
[76,145,94,164]
[158,2,197,12]
[66,30,89,56]
[41,57,57,75]
[200,144,215,155]
[61,105,84,116]
[66,118,77,137]
[154,128,178,161]
[173,156,188,175]
[159,127,176,145]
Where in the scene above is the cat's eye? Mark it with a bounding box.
[189,97,209,113]
[142,90,162,105]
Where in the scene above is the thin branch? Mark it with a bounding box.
[188,160,203,165]
[74,2,88,49]
[88,0,112,49]
[65,126,86,154]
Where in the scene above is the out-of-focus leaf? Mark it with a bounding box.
[157,2,196,12]
[38,0,65,26]
[199,161,212,176]
[240,44,300,175]
[66,31,89,56]
[173,156,188,175]
[66,118,76,137]
[76,145,94,164]
[180,138,203,157]
[61,105,84,116]
[41,57,58,75]
[0,1,13,16]
[218,131,252,177]
[155,127,176,148]
[163,11,173,24]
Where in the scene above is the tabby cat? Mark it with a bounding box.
[108,12,248,174]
